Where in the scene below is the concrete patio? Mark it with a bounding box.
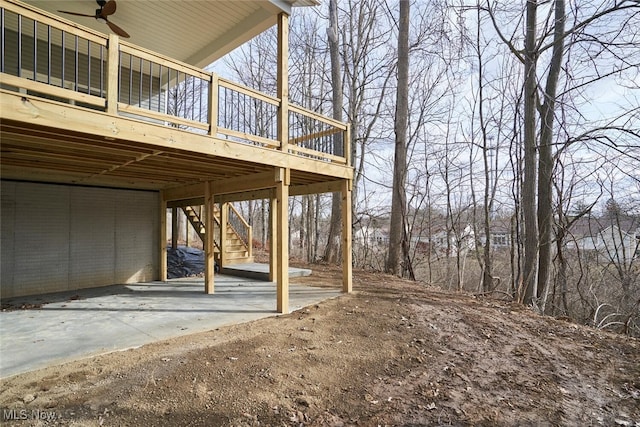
[0,270,341,378]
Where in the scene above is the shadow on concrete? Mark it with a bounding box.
[0,270,341,378]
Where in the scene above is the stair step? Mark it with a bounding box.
[180,204,251,262]
[226,244,247,250]
[226,253,249,259]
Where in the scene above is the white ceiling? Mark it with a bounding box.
[23,0,317,68]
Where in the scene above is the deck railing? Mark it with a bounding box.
[0,0,349,165]
[226,203,252,256]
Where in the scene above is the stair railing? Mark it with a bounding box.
[226,203,252,258]
[181,206,221,252]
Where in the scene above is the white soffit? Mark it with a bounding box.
[22,0,314,67]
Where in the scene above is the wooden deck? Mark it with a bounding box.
[0,0,353,314]
[0,0,351,192]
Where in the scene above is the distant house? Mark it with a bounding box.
[418,223,475,256]
[384,221,474,257]
[354,217,474,257]
[567,216,640,261]
[354,217,390,247]
[489,218,512,248]
[477,217,513,249]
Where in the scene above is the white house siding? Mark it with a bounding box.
[597,226,638,263]
[1,181,159,298]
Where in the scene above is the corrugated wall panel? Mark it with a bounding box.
[1,181,17,289]
[1,181,159,298]
[115,191,158,284]
[10,182,71,295]
[69,187,117,287]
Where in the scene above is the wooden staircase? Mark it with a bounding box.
[181,204,253,266]
[181,206,208,244]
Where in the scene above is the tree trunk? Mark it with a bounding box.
[300,196,307,253]
[323,0,344,263]
[386,0,410,276]
[556,226,569,316]
[522,0,539,305]
[477,6,493,293]
[537,0,566,312]
[314,194,321,261]
[261,199,267,249]
[306,196,314,261]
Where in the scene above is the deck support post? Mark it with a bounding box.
[277,13,289,154]
[106,34,119,115]
[171,207,178,250]
[220,202,229,267]
[276,168,290,314]
[204,181,215,294]
[342,179,353,293]
[269,191,278,282]
[209,74,219,136]
[275,12,290,313]
[160,192,168,282]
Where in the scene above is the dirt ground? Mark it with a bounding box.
[1,265,638,426]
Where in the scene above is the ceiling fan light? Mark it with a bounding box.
[60,1,128,38]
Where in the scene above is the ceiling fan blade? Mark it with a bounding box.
[106,20,130,38]
[58,10,95,17]
[102,0,117,17]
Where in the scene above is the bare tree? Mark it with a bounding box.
[323,0,344,263]
[483,0,640,307]
[339,0,395,269]
[386,0,411,277]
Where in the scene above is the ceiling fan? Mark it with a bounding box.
[59,0,130,38]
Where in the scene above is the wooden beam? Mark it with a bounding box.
[0,73,106,108]
[118,103,209,131]
[1,90,354,180]
[204,181,215,294]
[276,169,289,313]
[171,207,178,250]
[342,179,353,293]
[220,202,229,268]
[287,145,347,164]
[269,189,277,283]
[217,127,280,148]
[288,127,341,146]
[217,189,272,204]
[117,42,211,80]
[215,171,278,194]
[163,171,279,202]
[218,78,280,106]
[277,13,289,155]
[159,192,168,281]
[163,183,205,201]
[107,34,119,115]
[290,180,344,197]
[209,74,219,136]
[76,150,164,184]
[165,188,275,208]
[288,104,347,130]
[167,197,205,208]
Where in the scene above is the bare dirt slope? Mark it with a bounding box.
[1,266,638,426]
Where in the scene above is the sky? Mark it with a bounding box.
[210,0,640,217]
